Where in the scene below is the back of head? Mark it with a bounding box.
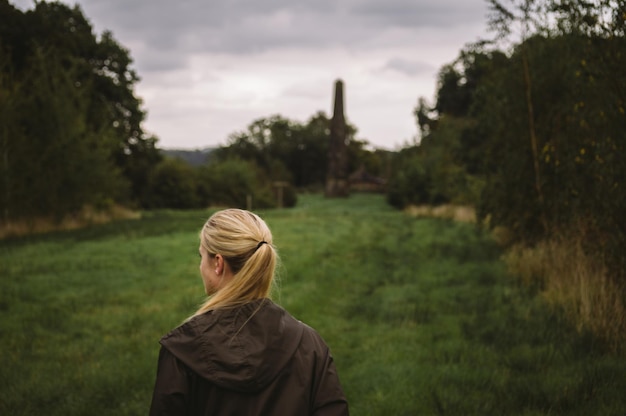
[195,209,277,316]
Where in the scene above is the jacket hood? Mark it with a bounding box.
[160,299,304,393]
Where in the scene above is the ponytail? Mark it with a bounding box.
[192,209,278,317]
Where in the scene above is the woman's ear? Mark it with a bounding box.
[214,254,224,276]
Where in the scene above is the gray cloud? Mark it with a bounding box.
[351,0,487,27]
[15,0,488,54]
[383,58,435,76]
[11,0,489,148]
[55,0,489,72]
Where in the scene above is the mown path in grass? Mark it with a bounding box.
[1,194,625,415]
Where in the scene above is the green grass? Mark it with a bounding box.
[1,194,625,415]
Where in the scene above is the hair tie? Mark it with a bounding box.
[256,241,268,251]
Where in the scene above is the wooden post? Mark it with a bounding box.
[273,181,289,208]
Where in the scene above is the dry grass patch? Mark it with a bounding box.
[504,237,626,353]
[0,204,140,239]
[404,204,476,223]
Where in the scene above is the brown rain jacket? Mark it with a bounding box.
[149,298,349,415]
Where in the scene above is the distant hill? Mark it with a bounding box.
[161,148,216,166]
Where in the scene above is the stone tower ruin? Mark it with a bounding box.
[325,79,350,197]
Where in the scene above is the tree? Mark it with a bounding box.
[90,30,162,205]
[389,48,504,210]
[0,1,161,221]
[479,1,626,270]
[213,108,382,196]
[294,112,331,187]
[23,2,161,205]
[1,44,125,220]
[487,0,551,231]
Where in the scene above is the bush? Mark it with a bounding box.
[386,150,431,208]
[146,158,200,209]
[197,159,278,209]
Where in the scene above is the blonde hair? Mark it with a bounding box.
[193,209,277,316]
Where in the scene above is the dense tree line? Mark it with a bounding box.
[0,1,393,218]
[0,0,161,222]
[388,0,625,279]
[176,113,389,208]
[144,156,287,210]
[214,113,387,187]
[143,111,391,210]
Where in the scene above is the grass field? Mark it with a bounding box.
[1,193,625,415]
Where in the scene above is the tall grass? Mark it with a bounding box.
[1,194,625,415]
[0,204,140,239]
[504,236,626,354]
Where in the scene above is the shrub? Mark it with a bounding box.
[146,158,200,209]
[197,159,278,209]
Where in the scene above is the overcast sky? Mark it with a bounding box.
[13,0,491,150]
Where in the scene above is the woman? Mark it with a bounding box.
[149,209,349,415]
